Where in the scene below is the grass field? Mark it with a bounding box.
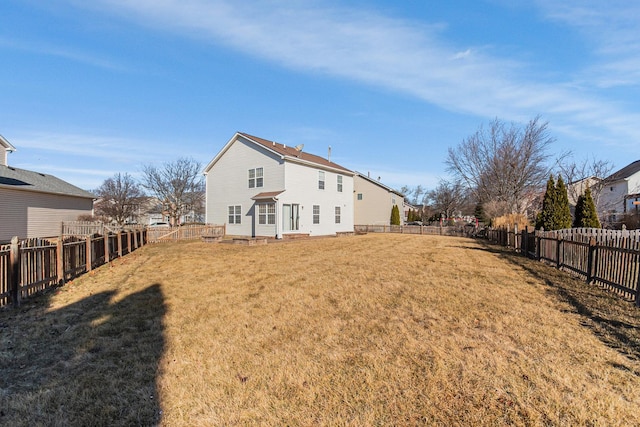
[1,234,640,426]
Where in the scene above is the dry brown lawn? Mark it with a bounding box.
[1,234,640,426]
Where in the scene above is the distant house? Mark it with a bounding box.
[567,176,602,207]
[598,160,640,225]
[0,136,95,242]
[133,195,205,226]
[204,132,354,238]
[353,172,405,225]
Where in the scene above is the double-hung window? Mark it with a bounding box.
[248,167,264,188]
[258,204,276,225]
[318,171,325,190]
[335,206,341,224]
[337,175,343,192]
[313,205,320,224]
[228,205,241,224]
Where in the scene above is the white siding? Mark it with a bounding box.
[0,187,94,242]
[205,134,355,238]
[282,162,354,236]
[629,172,640,196]
[205,136,284,237]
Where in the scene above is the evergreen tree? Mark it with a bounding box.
[554,175,572,229]
[474,202,488,224]
[536,175,556,230]
[573,193,585,228]
[574,186,601,228]
[390,205,401,225]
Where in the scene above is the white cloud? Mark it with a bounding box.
[534,0,640,88]
[0,37,127,71]
[70,1,640,150]
[12,131,165,164]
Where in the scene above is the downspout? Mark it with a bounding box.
[275,196,282,239]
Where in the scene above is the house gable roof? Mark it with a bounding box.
[0,165,95,199]
[354,172,404,197]
[606,160,640,182]
[203,132,353,175]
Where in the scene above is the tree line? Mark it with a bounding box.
[401,116,625,230]
[91,157,205,227]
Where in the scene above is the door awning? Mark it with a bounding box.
[251,190,285,201]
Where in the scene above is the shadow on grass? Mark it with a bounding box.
[469,240,640,363]
[0,284,166,426]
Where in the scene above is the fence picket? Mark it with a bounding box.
[487,226,640,306]
[0,229,148,308]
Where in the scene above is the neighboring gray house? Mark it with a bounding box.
[353,172,405,226]
[1,136,95,242]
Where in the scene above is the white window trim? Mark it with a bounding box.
[258,203,276,225]
[228,205,242,224]
[248,167,264,188]
[313,205,320,224]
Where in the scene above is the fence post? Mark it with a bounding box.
[635,263,640,307]
[57,238,64,285]
[85,235,92,273]
[133,230,138,249]
[127,231,132,253]
[117,232,123,258]
[104,233,110,263]
[556,238,562,269]
[587,238,596,284]
[9,237,21,307]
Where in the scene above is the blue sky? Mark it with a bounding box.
[1,0,639,192]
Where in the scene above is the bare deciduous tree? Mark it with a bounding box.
[94,173,145,226]
[141,157,205,226]
[559,156,613,210]
[426,180,467,219]
[446,116,556,217]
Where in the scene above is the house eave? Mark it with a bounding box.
[0,183,96,200]
[284,156,354,175]
[0,135,16,152]
[203,132,286,174]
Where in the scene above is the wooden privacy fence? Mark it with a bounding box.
[62,221,145,237]
[355,224,477,237]
[0,229,147,308]
[487,226,640,306]
[147,224,226,243]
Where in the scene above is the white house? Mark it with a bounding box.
[204,132,354,238]
[598,160,640,225]
[1,136,95,242]
[353,172,405,225]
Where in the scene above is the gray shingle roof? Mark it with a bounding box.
[239,132,353,173]
[606,160,640,182]
[0,165,95,199]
